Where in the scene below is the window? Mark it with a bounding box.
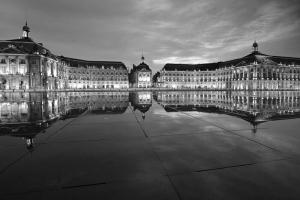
[0,59,6,64]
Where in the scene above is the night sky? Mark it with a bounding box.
[1,0,300,72]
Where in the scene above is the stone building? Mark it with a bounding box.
[59,57,129,89]
[0,23,61,90]
[129,55,152,88]
[0,24,129,91]
[157,42,300,90]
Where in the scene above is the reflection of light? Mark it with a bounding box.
[138,93,151,100]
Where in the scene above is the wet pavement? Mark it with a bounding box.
[1,91,300,199]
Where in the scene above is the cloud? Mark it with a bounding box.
[1,0,300,72]
[153,56,213,65]
[135,0,172,13]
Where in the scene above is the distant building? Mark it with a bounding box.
[59,57,129,89]
[0,22,61,90]
[0,23,129,91]
[157,42,300,90]
[129,55,152,88]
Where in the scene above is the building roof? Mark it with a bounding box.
[0,37,57,59]
[253,41,258,48]
[22,21,30,32]
[59,56,127,70]
[132,61,151,72]
[162,46,300,72]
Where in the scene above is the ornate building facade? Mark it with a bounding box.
[157,42,300,90]
[129,55,152,88]
[0,23,61,90]
[60,57,129,89]
[0,23,129,91]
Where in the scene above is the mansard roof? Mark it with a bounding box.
[268,55,300,65]
[0,37,57,59]
[163,63,220,71]
[162,51,300,71]
[59,56,127,70]
[132,61,151,72]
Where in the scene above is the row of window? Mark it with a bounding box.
[69,70,127,75]
[69,77,128,81]
[163,68,300,77]
[0,59,53,65]
[0,59,26,64]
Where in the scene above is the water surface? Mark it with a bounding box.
[0,91,300,199]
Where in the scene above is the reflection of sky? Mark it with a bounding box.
[1,90,300,129]
[150,106,223,133]
[153,108,250,130]
[1,0,300,72]
[153,109,219,120]
[152,107,186,119]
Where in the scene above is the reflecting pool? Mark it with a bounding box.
[1,91,300,199]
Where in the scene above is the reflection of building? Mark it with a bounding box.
[0,91,130,149]
[0,23,61,90]
[0,92,63,124]
[66,92,129,114]
[60,57,129,89]
[157,42,300,90]
[130,91,152,119]
[129,55,152,88]
[155,91,300,131]
[0,92,65,150]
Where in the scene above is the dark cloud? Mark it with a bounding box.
[1,0,300,72]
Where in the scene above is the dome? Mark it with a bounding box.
[253,41,258,48]
[23,22,30,32]
[132,60,151,71]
